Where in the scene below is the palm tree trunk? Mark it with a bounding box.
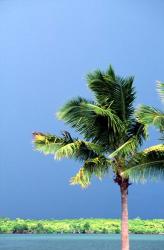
[120,183,129,250]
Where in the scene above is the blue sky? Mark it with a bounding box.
[0,0,164,219]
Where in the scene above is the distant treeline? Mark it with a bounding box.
[0,218,163,234]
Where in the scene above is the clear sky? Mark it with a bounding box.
[0,0,164,219]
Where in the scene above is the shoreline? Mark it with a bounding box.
[0,218,163,235]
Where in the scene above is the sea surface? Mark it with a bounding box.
[0,234,163,250]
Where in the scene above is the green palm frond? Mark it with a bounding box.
[157,81,164,103]
[55,140,104,160]
[70,156,111,188]
[57,97,124,148]
[109,121,147,158]
[127,121,148,145]
[57,98,124,134]
[123,144,164,182]
[33,132,69,155]
[109,136,139,158]
[78,102,124,133]
[87,65,136,121]
[136,105,164,132]
[84,156,112,178]
[33,132,104,161]
[136,81,164,138]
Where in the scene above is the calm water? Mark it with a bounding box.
[0,234,164,250]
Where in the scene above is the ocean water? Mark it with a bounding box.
[0,234,163,250]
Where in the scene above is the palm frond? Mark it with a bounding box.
[33,132,69,155]
[84,156,112,178]
[109,136,139,158]
[55,140,104,160]
[157,81,164,103]
[70,167,91,188]
[123,144,164,182]
[58,99,124,133]
[136,105,164,132]
[70,156,111,188]
[33,132,104,161]
[57,96,124,148]
[79,102,124,133]
[87,65,136,121]
[109,121,147,158]
[127,120,148,145]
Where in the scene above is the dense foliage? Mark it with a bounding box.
[33,66,164,186]
[136,82,164,135]
[0,218,163,234]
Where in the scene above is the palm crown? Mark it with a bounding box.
[33,66,164,186]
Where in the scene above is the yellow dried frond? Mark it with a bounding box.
[70,168,90,188]
[144,144,164,153]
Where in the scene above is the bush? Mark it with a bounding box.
[31,223,46,233]
[83,222,91,233]
[13,224,28,233]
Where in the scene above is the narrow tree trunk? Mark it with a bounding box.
[120,184,129,250]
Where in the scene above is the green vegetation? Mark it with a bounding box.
[124,81,164,181]
[136,81,164,143]
[0,218,163,234]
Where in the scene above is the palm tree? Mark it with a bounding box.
[33,66,164,250]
